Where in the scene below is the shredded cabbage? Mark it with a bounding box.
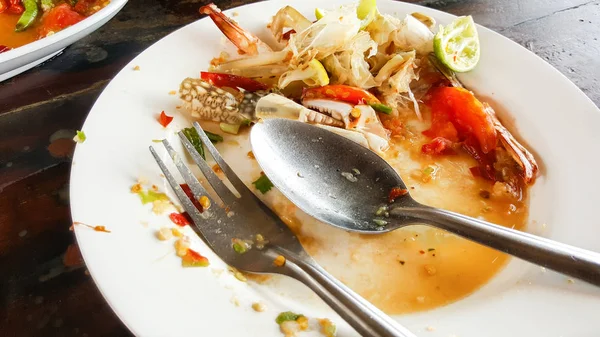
[322,31,378,89]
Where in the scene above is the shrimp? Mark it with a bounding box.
[200,3,272,56]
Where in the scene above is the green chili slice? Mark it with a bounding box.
[15,0,39,32]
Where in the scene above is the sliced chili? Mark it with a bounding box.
[158,111,173,127]
[200,72,268,91]
[388,187,408,203]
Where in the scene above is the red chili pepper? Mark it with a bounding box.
[169,212,190,227]
[158,111,173,127]
[200,72,268,92]
[421,137,456,155]
[302,85,381,105]
[180,184,203,212]
[388,187,408,203]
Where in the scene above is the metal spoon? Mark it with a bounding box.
[250,118,600,287]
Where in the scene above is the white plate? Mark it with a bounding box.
[0,0,127,82]
[70,1,600,336]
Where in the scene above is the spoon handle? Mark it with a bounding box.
[398,205,600,286]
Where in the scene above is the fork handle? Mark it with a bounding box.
[284,255,416,337]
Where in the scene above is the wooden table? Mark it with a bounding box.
[1,0,598,336]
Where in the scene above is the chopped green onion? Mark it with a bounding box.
[370,103,393,115]
[375,205,388,216]
[219,123,241,135]
[423,166,435,175]
[275,311,303,325]
[138,190,169,204]
[232,240,248,254]
[73,130,86,143]
[373,219,388,226]
[182,127,205,159]
[252,174,274,194]
[205,130,224,143]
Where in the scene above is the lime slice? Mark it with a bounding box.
[315,8,326,20]
[433,16,480,73]
[357,0,377,28]
[356,0,376,20]
[305,59,329,87]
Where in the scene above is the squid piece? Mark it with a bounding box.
[200,3,272,55]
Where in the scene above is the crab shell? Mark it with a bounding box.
[255,94,344,127]
[179,77,268,124]
[302,98,390,152]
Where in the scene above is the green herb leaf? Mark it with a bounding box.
[370,103,393,115]
[275,311,303,325]
[252,174,274,194]
[182,127,205,160]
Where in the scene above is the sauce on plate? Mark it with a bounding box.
[268,111,528,314]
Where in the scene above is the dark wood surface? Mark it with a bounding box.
[1,0,598,336]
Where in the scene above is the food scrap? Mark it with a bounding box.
[276,311,308,337]
[232,238,250,254]
[318,318,337,337]
[72,221,111,233]
[182,248,210,267]
[273,255,286,267]
[252,302,267,312]
[252,173,274,194]
[388,187,408,203]
[169,212,191,227]
[73,130,86,143]
[158,111,174,127]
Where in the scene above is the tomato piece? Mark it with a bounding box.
[425,86,497,153]
[302,85,381,105]
[169,212,190,227]
[0,46,10,54]
[422,137,456,155]
[182,249,210,267]
[0,0,8,14]
[388,187,408,203]
[200,72,268,92]
[158,111,173,127]
[38,4,85,38]
[462,136,496,182]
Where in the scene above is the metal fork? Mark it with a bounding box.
[149,122,416,337]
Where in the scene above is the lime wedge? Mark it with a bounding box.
[433,16,480,73]
[315,8,326,20]
[356,0,376,20]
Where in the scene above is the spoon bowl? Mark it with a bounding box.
[250,118,600,287]
[250,118,418,233]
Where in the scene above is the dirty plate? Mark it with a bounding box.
[69,0,600,336]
